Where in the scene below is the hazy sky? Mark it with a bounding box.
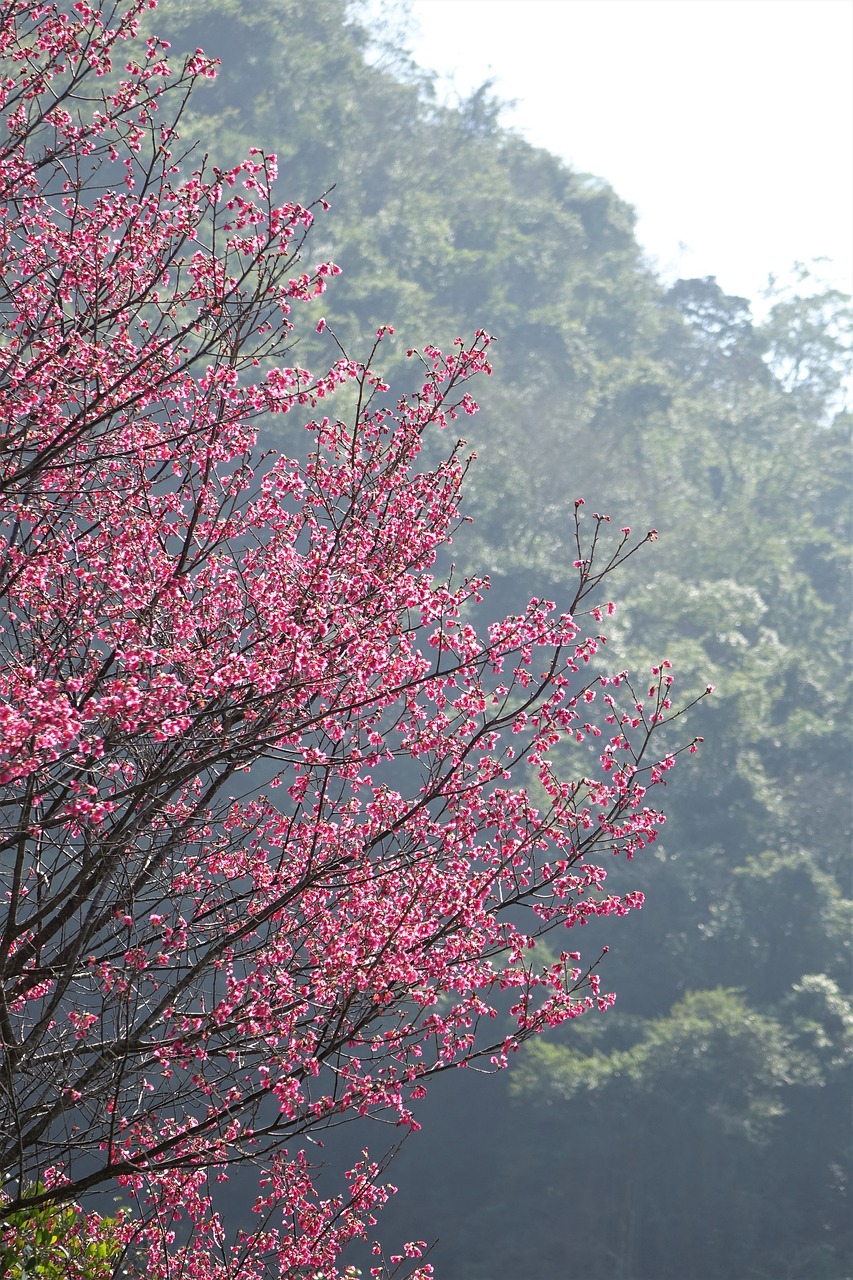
[402,0,852,309]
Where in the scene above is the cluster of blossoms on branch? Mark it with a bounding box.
[0,3,708,1277]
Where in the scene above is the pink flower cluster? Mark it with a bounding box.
[0,3,709,1276]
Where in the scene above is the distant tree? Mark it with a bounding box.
[760,264,853,418]
[0,3,707,1276]
[507,988,822,1280]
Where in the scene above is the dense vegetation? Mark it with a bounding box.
[137,1,852,1274]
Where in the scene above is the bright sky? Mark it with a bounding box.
[403,0,853,309]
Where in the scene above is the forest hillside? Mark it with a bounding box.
[153,3,853,1276]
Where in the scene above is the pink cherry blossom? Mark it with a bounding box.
[0,4,710,1276]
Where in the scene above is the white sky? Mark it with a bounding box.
[403,0,853,309]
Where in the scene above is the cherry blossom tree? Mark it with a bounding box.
[0,3,708,1275]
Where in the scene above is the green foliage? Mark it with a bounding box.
[700,852,853,1002]
[786,974,853,1076]
[0,1186,127,1280]
[514,988,814,1139]
[761,264,853,418]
